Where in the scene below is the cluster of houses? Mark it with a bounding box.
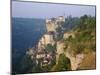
[26,45,54,67]
[36,49,54,67]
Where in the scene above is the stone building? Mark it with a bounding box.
[46,16,65,32]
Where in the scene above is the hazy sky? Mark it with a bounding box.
[12,1,96,18]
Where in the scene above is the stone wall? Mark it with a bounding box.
[46,16,65,32]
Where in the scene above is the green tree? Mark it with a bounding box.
[52,54,71,71]
[45,44,56,53]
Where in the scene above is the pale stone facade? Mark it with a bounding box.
[56,16,65,22]
[46,16,65,32]
[36,54,45,59]
[46,21,57,32]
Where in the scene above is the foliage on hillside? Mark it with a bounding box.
[51,53,71,71]
[55,15,80,41]
[45,44,56,53]
[63,15,80,31]
[64,15,96,55]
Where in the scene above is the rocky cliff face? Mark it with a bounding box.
[55,32,86,70]
[38,32,55,50]
[56,40,85,70]
[63,32,75,39]
[37,16,81,70]
[38,16,65,50]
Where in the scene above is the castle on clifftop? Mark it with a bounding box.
[38,16,65,49]
[46,16,65,32]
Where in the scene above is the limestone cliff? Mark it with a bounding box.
[38,32,55,50]
[63,32,75,39]
[56,40,84,70]
[38,16,65,50]
[27,15,95,71]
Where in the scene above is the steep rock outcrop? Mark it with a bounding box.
[63,32,75,39]
[38,32,55,49]
[56,41,65,64]
[56,40,84,70]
